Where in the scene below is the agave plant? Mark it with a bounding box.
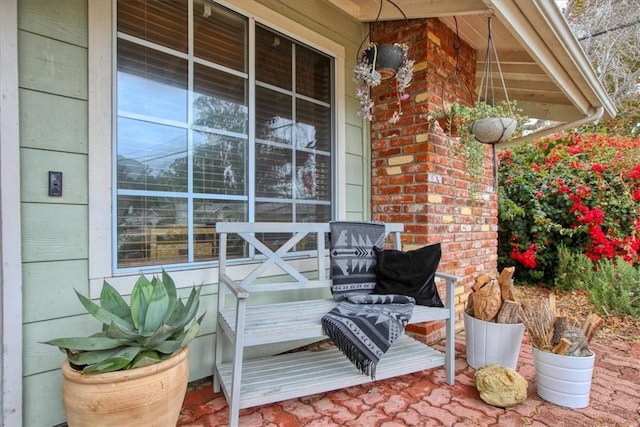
[44,270,204,374]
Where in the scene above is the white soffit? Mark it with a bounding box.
[327,0,616,123]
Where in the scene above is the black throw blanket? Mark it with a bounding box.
[322,293,415,379]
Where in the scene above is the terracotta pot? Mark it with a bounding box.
[363,44,405,80]
[469,117,517,144]
[61,346,189,426]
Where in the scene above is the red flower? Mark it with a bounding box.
[510,244,538,269]
[629,165,640,180]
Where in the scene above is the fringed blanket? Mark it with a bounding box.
[323,221,415,378]
[322,293,415,379]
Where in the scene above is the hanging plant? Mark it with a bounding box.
[432,13,528,194]
[440,100,527,189]
[354,42,414,123]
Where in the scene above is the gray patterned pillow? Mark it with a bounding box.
[329,221,385,301]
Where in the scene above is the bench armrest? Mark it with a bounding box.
[436,271,462,283]
[220,273,250,299]
[436,271,462,310]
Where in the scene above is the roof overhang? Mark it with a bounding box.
[327,0,617,137]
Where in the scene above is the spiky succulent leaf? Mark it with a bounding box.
[82,346,144,374]
[67,347,125,366]
[76,290,134,332]
[44,336,132,351]
[167,286,201,330]
[148,338,182,355]
[99,281,131,322]
[181,313,205,346]
[130,349,162,369]
[143,276,170,334]
[141,323,177,348]
[161,269,178,322]
[104,320,142,341]
[165,298,186,326]
[130,275,152,331]
[150,312,204,354]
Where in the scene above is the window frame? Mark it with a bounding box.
[88,0,346,297]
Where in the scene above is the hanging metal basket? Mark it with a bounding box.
[363,44,406,81]
[470,117,517,144]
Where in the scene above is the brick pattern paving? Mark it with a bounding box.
[178,334,640,427]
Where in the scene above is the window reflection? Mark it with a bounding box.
[118,40,188,122]
[117,118,187,192]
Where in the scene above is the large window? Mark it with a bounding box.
[115,0,334,270]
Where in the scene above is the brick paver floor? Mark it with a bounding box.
[178,332,640,426]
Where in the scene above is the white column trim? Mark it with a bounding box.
[0,0,24,424]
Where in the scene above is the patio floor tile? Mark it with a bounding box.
[179,332,640,427]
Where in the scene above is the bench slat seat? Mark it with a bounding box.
[213,222,461,427]
[216,334,444,409]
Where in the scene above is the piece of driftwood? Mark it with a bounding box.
[548,293,557,316]
[551,316,567,346]
[472,279,502,321]
[496,300,522,324]
[552,337,572,355]
[563,325,590,356]
[466,292,475,315]
[582,313,603,343]
[472,273,493,292]
[497,267,517,302]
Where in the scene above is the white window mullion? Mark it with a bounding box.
[248,18,256,224]
[111,0,119,272]
[187,0,195,263]
[291,43,297,221]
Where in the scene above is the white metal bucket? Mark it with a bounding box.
[533,346,595,408]
[464,311,525,369]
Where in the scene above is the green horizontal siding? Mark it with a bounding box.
[18,30,87,99]
[18,0,87,47]
[21,203,88,262]
[20,89,88,154]
[22,260,89,323]
[20,148,87,204]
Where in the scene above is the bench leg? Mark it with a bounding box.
[213,319,223,393]
[445,313,455,385]
[444,277,456,385]
[227,300,247,427]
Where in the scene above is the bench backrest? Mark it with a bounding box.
[215,222,403,299]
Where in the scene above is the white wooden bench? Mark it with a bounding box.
[213,222,460,426]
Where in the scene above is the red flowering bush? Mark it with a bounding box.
[498,132,640,284]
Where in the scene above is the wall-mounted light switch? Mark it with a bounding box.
[49,171,63,197]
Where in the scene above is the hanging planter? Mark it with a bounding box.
[363,44,406,80]
[434,12,527,192]
[469,117,517,144]
[353,0,414,124]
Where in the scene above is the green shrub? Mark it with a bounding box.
[498,132,640,285]
[553,244,594,291]
[588,257,640,318]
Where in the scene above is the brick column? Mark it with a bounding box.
[368,18,498,341]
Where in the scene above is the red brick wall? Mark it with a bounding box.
[368,19,498,341]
